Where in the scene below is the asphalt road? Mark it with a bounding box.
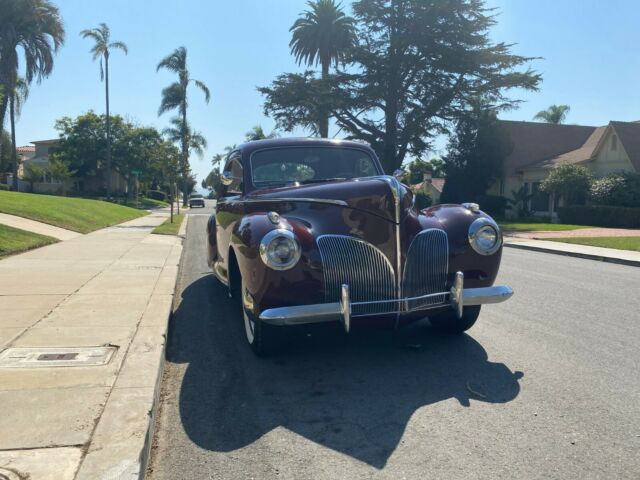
[148,202,640,479]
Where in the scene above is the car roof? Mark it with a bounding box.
[233,137,377,158]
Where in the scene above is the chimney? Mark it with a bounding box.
[423,170,433,184]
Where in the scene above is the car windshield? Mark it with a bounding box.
[190,194,202,199]
[250,147,379,188]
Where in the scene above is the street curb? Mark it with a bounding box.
[504,242,640,267]
[74,238,184,480]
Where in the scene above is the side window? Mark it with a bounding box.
[224,154,244,195]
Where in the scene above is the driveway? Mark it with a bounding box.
[148,214,640,479]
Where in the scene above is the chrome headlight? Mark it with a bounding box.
[259,229,301,270]
[468,218,501,255]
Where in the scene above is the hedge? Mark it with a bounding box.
[414,190,432,209]
[558,205,640,228]
[0,183,8,191]
[476,194,507,218]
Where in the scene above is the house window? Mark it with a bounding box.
[530,182,549,212]
[611,134,617,151]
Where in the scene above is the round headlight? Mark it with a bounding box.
[259,229,301,270]
[468,218,501,255]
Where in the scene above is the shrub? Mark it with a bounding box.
[590,172,640,207]
[414,190,432,210]
[541,164,593,205]
[147,189,167,202]
[476,194,507,217]
[559,205,640,228]
[0,183,9,191]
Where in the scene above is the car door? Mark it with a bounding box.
[214,151,244,283]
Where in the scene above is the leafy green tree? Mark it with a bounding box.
[262,0,540,173]
[259,71,330,135]
[157,47,210,205]
[533,104,570,124]
[47,157,75,195]
[80,23,128,198]
[23,164,45,192]
[289,0,356,137]
[0,0,65,189]
[590,172,640,208]
[406,158,445,184]
[52,111,110,179]
[52,112,177,197]
[540,164,593,205]
[440,107,512,203]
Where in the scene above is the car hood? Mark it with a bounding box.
[248,176,413,223]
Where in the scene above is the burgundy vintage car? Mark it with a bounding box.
[207,138,513,355]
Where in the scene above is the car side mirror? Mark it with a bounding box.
[393,169,406,182]
[220,171,239,186]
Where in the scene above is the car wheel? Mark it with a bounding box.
[429,305,481,334]
[241,276,282,356]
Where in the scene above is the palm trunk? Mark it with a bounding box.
[0,92,7,168]
[10,94,18,191]
[105,53,112,199]
[181,101,188,207]
[319,60,329,138]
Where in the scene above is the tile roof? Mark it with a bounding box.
[16,145,35,152]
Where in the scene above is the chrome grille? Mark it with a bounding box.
[317,235,396,315]
[401,229,449,310]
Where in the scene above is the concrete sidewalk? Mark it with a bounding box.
[0,211,185,479]
[504,236,640,267]
[0,212,81,241]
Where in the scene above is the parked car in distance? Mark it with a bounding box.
[206,138,513,355]
[189,193,205,208]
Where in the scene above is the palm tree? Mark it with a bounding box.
[8,79,28,188]
[289,0,355,137]
[80,23,128,199]
[533,105,570,124]
[0,0,65,189]
[157,46,210,206]
[163,117,207,157]
[245,125,278,142]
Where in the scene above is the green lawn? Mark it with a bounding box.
[152,214,185,235]
[0,224,58,258]
[110,197,169,210]
[547,236,640,252]
[499,222,592,232]
[0,191,146,234]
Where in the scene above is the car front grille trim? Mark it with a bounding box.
[317,230,449,316]
[401,228,449,310]
[317,235,396,315]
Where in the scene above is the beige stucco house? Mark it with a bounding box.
[412,171,445,204]
[488,120,640,216]
[17,138,127,195]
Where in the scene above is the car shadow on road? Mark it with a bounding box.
[167,274,523,469]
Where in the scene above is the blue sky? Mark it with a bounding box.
[13,0,640,185]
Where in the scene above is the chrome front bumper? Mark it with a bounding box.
[259,271,513,330]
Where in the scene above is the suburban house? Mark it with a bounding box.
[16,138,126,195]
[413,171,445,204]
[488,120,640,216]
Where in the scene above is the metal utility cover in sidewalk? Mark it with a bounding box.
[0,346,117,368]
